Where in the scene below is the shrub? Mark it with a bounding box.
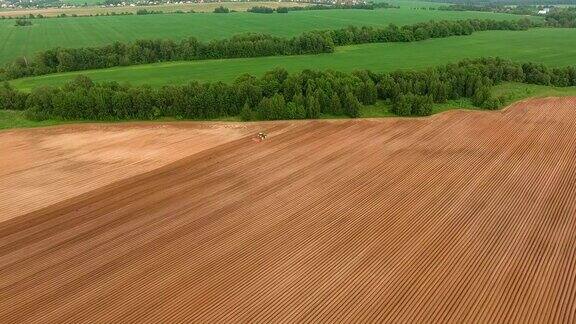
[391,93,413,116]
[14,19,32,26]
[344,92,361,118]
[472,86,491,106]
[247,6,274,14]
[412,94,433,116]
[213,6,230,13]
[482,95,506,110]
[0,82,28,110]
[240,102,257,121]
[306,94,321,119]
[136,9,163,15]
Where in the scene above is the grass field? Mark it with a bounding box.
[3,82,575,130]
[0,110,63,130]
[0,6,532,65]
[11,28,575,90]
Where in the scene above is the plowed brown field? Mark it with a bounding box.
[1,98,576,323]
[0,122,255,220]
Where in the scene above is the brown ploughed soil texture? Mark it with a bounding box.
[1,98,576,322]
[0,122,256,220]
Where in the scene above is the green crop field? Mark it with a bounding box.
[12,28,575,90]
[0,6,532,65]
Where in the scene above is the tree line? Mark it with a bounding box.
[1,33,334,80]
[250,2,400,13]
[136,9,164,15]
[0,9,202,20]
[1,13,45,19]
[247,6,275,14]
[2,58,576,122]
[426,0,576,5]
[276,3,400,12]
[14,19,33,26]
[1,18,538,81]
[435,4,576,25]
[322,18,533,46]
[436,4,540,16]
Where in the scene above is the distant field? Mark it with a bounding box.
[0,1,307,18]
[0,0,451,18]
[12,28,574,90]
[0,7,532,65]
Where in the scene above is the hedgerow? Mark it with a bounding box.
[2,58,575,122]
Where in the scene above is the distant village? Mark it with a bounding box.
[0,0,367,10]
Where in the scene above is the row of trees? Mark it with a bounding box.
[249,3,400,14]
[2,32,334,80]
[14,19,33,26]
[0,10,197,20]
[1,13,44,19]
[135,9,163,15]
[436,4,576,25]
[1,18,537,81]
[277,3,399,12]
[2,68,367,121]
[3,58,576,122]
[437,4,539,16]
[247,6,275,14]
[323,18,534,46]
[426,0,576,5]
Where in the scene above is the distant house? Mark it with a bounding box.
[538,7,550,15]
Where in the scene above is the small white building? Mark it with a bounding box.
[538,7,550,15]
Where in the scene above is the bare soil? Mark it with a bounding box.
[1,98,576,322]
[0,122,256,220]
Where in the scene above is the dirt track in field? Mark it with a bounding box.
[1,97,576,323]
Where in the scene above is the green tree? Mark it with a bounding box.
[257,93,286,120]
[391,93,412,116]
[412,94,433,116]
[285,102,306,119]
[358,80,378,105]
[472,85,491,107]
[343,92,361,118]
[213,6,230,13]
[240,102,257,121]
[329,94,342,115]
[305,94,321,119]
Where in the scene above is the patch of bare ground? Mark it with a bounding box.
[1,98,576,322]
[0,121,265,220]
